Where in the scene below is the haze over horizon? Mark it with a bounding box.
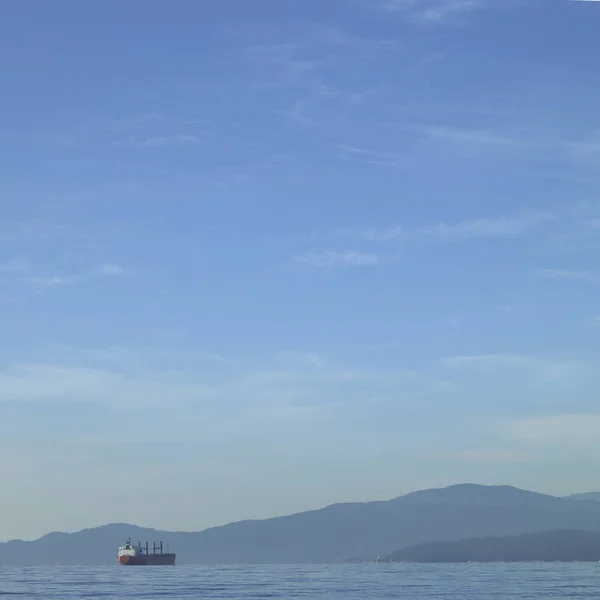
[1,0,600,542]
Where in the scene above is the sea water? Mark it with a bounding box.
[1,563,599,599]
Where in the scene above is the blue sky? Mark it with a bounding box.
[1,0,600,540]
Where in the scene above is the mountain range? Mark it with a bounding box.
[2,484,600,565]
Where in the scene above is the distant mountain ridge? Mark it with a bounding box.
[3,483,600,565]
[394,483,563,507]
[382,530,600,563]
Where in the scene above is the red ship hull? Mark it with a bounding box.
[118,553,176,566]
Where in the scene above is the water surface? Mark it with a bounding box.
[1,563,599,599]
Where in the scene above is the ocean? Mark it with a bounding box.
[1,563,599,599]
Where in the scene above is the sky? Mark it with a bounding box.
[1,0,600,541]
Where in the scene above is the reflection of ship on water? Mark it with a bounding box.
[117,537,176,565]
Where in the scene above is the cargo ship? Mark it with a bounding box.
[117,537,176,565]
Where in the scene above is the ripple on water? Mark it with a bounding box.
[0,563,599,599]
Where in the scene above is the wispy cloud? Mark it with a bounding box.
[31,263,129,289]
[439,354,535,371]
[0,257,29,273]
[98,263,128,277]
[101,112,168,133]
[0,362,218,411]
[0,220,67,243]
[24,275,75,289]
[20,112,211,151]
[294,250,384,269]
[335,145,407,168]
[565,135,600,166]
[277,83,384,133]
[494,304,514,313]
[2,344,598,469]
[537,268,600,283]
[311,209,550,249]
[438,354,581,384]
[423,125,528,148]
[112,135,199,149]
[244,27,396,133]
[417,212,553,240]
[96,113,209,150]
[331,124,535,170]
[277,86,342,128]
[276,351,325,369]
[0,259,131,299]
[295,212,553,270]
[417,0,488,24]
[0,353,386,433]
[350,0,503,25]
[505,414,600,450]
[245,26,398,87]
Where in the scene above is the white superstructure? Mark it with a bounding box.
[117,538,139,557]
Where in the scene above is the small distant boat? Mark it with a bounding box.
[117,537,176,566]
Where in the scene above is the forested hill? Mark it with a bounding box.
[383,530,600,563]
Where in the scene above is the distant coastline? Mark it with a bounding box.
[375,530,600,563]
